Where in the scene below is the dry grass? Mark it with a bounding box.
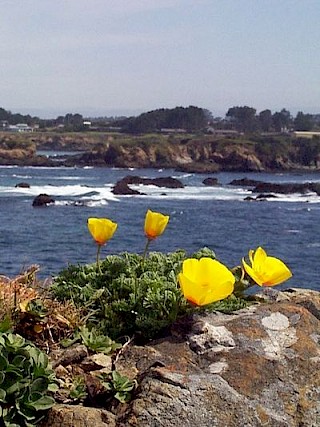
[0,266,83,352]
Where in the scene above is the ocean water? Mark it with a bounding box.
[0,164,319,291]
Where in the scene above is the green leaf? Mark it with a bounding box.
[114,390,131,403]
[0,354,8,370]
[0,317,12,333]
[12,355,26,368]
[30,378,49,394]
[26,395,55,411]
[0,388,6,402]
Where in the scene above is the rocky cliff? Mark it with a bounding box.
[68,138,316,172]
[42,288,320,427]
[0,132,318,172]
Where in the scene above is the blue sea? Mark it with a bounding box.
[0,162,319,291]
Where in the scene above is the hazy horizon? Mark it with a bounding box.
[1,0,319,119]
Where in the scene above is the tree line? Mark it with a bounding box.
[0,105,319,134]
[225,106,319,133]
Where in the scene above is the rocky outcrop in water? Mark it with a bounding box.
[229,177,263,187]
[15,182,30,188]
[112,175,184,195]
[252,182,320,196]
[202,177,218,186]
[42,288,320,427]
[32,194,55,207]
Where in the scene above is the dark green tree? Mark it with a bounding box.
[272,109,292,132]
[258,109,272,132]
[226,106,257,133]
[294,111,314,131]
[121,106,209,133]
[295,137,320,166]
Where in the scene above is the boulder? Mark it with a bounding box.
[202,177,218,186]
[15,182,30,188]
[32,194,55,207]
[115,289,320,427]
[112,175,184,195]
[43,405,116,427]
[252,182,314,194]
[229,178,262,187]
[255,193,278,199]
[42,289,320,427]
[112,180,142,196]
[120,175,184,189]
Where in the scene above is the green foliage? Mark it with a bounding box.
[120,106,210,133]
[51,249,250,342]
[0,332,57,427]
[51,250,189,340]
[191,247,215,259]
[61,326,121,355]
[207,294,250,313]
[293,137,320,166]
[68,376,87,402]
[97,370,136,403]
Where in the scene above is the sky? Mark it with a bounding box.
[0,0,319,119]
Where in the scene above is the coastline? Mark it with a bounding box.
[1,130,320,173]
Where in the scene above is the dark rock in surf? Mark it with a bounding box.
[203,177,218,186]
[255,193,278,199]
[32,194,55,207]
[252,182,313,194]
[229,178,262,187]
[112,180,143,196]
[15,182,30,188]
[112,175,184,195]
[119,176,184,189]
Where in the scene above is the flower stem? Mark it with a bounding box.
[96,244,102,274]
[142,238,151,264]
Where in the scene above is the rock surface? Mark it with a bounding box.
[202,177,218,186]
[252,182,320,195]
[15,182,30,188]
[112,175,184,195]
[43,288,320,427]
[32,194,55,206]
[43,405,116,427]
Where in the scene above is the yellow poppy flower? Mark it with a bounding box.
[242,246,292,287]
[178,257,235,306]
[88,218,117,246]
[144,209,169,240]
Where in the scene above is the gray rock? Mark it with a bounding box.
[43,290,320,427]
[32,193,55,206]
[42,404,116,427]
[15,182,30,188]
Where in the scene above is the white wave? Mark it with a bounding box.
[307,242,320,247]
[54,199,109,207]
[12,174,33,179]
[118,184,320,203]
[0,184,119,202]
[266,192,320,203]
[127,184,252,201]
[172,173,192,179]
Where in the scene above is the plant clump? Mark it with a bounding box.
[51,248,248,341]
[0,332,57,427]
